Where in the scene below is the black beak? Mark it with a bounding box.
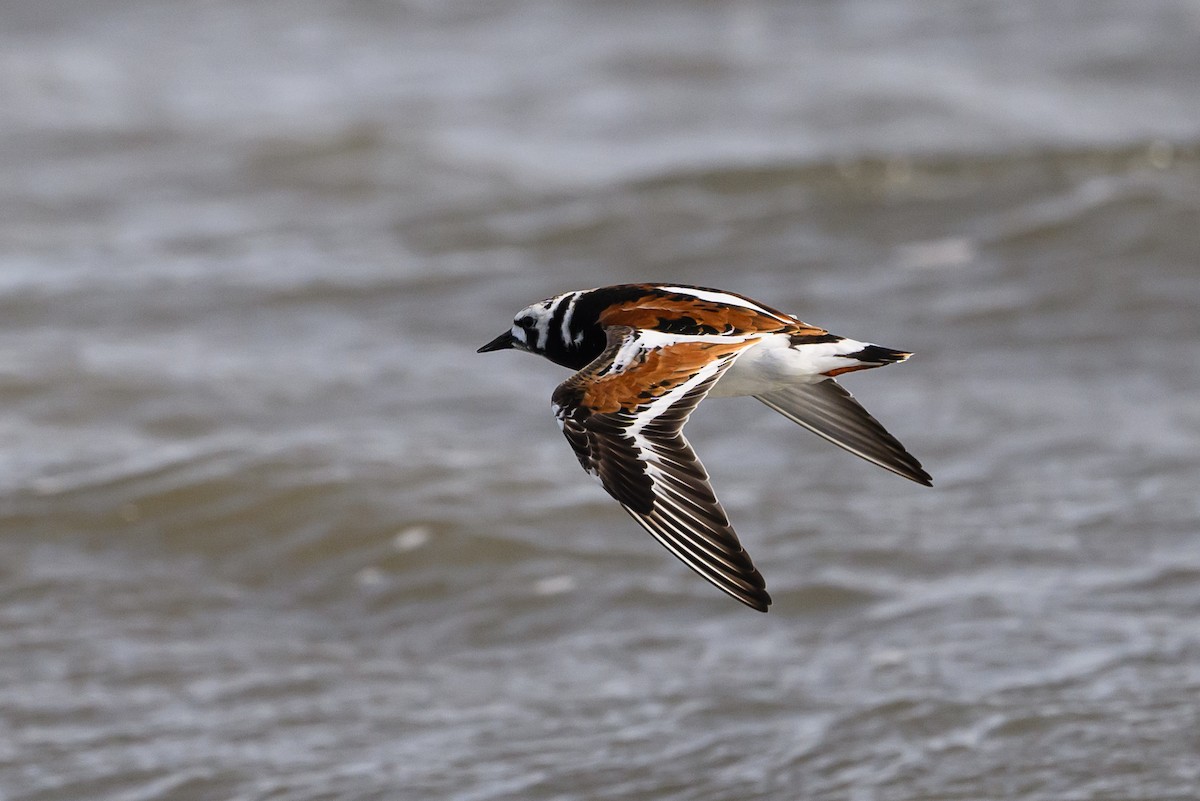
[477,330,517,353]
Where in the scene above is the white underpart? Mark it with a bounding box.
[710,334,877,397]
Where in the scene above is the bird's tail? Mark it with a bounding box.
[820,343,911,377]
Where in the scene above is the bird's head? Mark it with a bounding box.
[477,297,559,357]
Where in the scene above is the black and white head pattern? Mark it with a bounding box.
[506,289,604,370]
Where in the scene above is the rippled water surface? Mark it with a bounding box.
[3,2,1200,799]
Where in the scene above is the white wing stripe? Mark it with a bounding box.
[551,326,771,611]
[626,355,725,438]
[659,286,776,315]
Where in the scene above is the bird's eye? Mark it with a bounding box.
[516,315,535,328]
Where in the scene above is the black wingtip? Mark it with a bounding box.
[895,457,933,486]
[897,454,934,487]
[723,588,771,612]
[723,569,772,612]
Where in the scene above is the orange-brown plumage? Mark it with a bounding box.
[598,288,826,338]
[478,282,930,613]
[563,334,751,414]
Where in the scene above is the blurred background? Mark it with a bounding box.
[2,1,1199,799]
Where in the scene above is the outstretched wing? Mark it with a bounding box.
[552,327,772,612]
[755,380,932,485]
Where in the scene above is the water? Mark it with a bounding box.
[3,1,1200,799]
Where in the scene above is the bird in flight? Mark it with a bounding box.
[478,283,930,612]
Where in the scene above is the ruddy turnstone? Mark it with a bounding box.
[478,283,930,612]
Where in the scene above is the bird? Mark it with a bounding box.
[477,283,930,612]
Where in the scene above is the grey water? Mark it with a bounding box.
[2,1,1200,799]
